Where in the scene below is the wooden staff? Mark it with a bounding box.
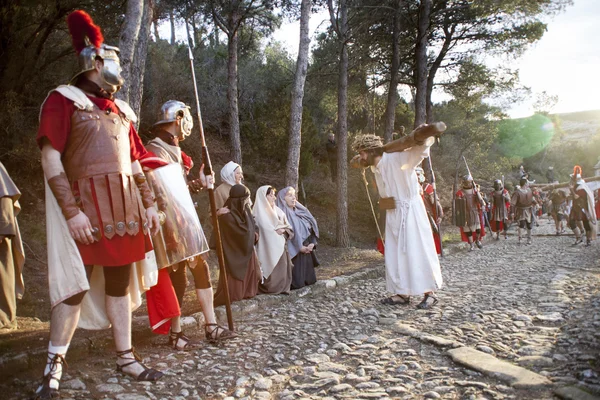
[187,45,234,331]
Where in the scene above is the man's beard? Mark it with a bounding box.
[365,152,378,166]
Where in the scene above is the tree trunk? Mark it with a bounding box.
[426,25,453,123]
[383,0,401,144]
[170,10,176,45]
[227,29,242,164]
[336,0,350,248]
[285,0,311,189]
[413,0,430,128]
[153,21,160,41]
[185,18,194,47]
[128,0,153,126]
[116,0,144,105]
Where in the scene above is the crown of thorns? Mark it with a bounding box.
[352,134,383,152]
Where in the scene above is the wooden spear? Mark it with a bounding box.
[187,45,234,331]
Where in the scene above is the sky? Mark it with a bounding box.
[160,0,600,119]
[271,0,600,118]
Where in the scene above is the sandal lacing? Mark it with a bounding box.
[116,347,163,382]
[205,323,237,344]
[34,352,67,399]
[416,293,439,310]
[168,330,191,351]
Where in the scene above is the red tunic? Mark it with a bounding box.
[38,91,151,266]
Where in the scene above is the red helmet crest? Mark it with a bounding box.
[67,10,104,54]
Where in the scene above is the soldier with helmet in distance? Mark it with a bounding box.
[490,179,511,240]
[35,10,163,399]
[455,175,486,251]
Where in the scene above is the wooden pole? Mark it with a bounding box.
[187,45,234,331]
[531,175,600,191]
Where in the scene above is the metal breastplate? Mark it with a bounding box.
[493,191,504,206]
[61,105,146,239]
[465,191,477,210]
[516,189,533,207]
[63,107,132,179]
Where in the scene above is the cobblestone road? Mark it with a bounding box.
[5,218,600,399]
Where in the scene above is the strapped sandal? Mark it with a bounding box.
[168,330,191,351]
[116,348,163,382]
[416,293,439,310]
[573,237,583,246]
[380,295,410,305]
[205,324,238,344]
[34,353,67,399]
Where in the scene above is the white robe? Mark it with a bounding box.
[371,138,443,295]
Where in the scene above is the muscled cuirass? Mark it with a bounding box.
[62,105,147,239]
[514,188,533,207]
[493,190,508,206]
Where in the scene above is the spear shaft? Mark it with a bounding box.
[187,45,234,331]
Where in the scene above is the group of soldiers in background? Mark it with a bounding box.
[451,165,598,249]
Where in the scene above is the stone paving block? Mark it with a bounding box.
[555,386,600,400]
[447,347,551,389]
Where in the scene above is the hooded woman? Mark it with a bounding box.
[213,184,260,306]
[277,187,319,289]
[214,161,244,213]
[253,186,294,294]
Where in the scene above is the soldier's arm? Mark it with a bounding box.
[41,142,95,245]
[132,160,160,236]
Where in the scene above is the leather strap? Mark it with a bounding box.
[134,173,155,209]
[93,175,116,239]
[379,197,396,211]
[47,173,80,220]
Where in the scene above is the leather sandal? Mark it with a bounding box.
[205,324,237,344]
[116,348,163,382]
[416,293,439,310]
[34,353,66,399]
[168,330,191,351]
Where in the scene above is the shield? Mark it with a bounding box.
[454,197,467,227]
[145,163,209,269]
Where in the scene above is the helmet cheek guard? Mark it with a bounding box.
[153,100,194,140]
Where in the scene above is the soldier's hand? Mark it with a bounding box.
[67,211,95,245]
[199,164,215,189]
[146,207,161,236]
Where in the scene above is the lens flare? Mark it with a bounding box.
[498,114,556,158]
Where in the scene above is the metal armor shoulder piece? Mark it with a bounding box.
[39,86,95,122]
[114,99,138,124]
